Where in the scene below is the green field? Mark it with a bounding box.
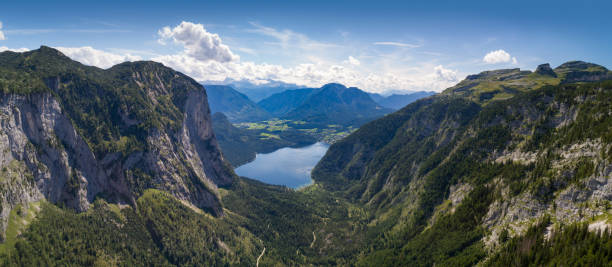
[235,118,356,145]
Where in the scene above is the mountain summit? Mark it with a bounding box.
[204,85,271,122]
[444,61,612,103]
[259,83,392,126]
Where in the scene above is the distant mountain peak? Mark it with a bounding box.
[445,60,611,103]
[203,84,271,122]
[555,60,611,84]
[465,68,528,81]
[535,63,557,77]
[321,83,347,89]
[555,60,607,71]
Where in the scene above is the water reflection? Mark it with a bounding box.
[234,142,329,188]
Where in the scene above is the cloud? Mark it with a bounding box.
[0,46,29,52]
[55,46,141,69]
[247,22,292,46]
[154,53,457,93]
[346,56,360,66]
[483,49,517,64]
[235,47,257,55]
[433,65,457,82]
[247,22,339,51]
[0,21,5,40]
[373,41,420,48]
[150,21,456,93]
[158,21,238,63]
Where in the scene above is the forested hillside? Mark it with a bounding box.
[313,62,612,265]
[1,47,611,266]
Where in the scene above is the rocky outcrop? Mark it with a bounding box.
[314,64,612,264]
[535,63,557,77]
[0,93,109,237]
[0,47,235,238]
[555,60,612,83]
[465,68,529,81]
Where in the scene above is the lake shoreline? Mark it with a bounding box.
[234,142,329,189]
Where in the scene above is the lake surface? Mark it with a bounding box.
[234,142,329,189]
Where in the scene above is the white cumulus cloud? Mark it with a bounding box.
[0,21,5,40]
[153,52,457,93]
[483,49,517,64]
[0,46,29,52]
[346,56,360,66]
[158,21,238,63]
[152,22,457,92]
[433,65,458,82]
[55,46,141,69]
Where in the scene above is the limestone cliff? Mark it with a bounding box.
[0,47,233,239]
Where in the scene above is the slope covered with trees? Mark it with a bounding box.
[1,48,612,266]
[313,62,612,265]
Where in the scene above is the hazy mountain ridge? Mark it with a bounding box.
[257,83,393,127]
[368,91,436,110]
[257,88,315,116]
[204,84,271,122]
[225,80,302,102]
[283,83,393,125]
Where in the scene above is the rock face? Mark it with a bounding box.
[313,63,612,264]
[0,93,110,236]
[555,60,612,83]
[0,47,234,238]
[535,63,557,77]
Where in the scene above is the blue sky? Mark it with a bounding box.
[0,0,610,93]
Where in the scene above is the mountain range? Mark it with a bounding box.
[257,88,314,116]
[0,47,611,266]
[204,85,271,122]
[208,83,432,125]
[226,80,302,102]
[368,91,436,109]
[257,83,394,126]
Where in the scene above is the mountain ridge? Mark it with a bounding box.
[257,88,315,116]
[204,84,271,122]
[257,83,393,126]
[368,91,437,109]
[312,62,612,265]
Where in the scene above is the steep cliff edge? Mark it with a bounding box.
[0,47,233,239]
